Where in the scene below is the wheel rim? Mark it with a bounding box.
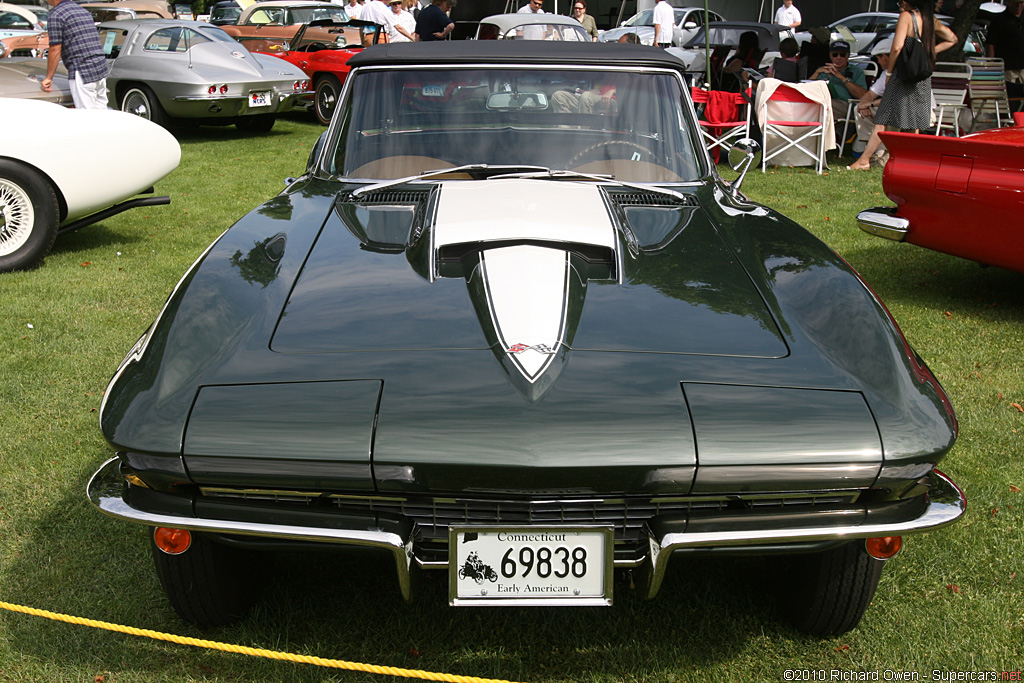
[316,81,336,122]
[122,89,153,120]
[0,178,35,257]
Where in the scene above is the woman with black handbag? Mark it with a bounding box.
[848,0,956,170]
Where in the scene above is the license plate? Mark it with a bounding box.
[449,526,614,606]
[250,91,271,107]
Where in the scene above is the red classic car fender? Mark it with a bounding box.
[863,128,1024,273]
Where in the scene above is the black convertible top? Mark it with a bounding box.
[347,41,689,71]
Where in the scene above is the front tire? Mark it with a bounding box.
[151,530,263,626]
[314,74,341,126]
[0,159,58,273]
[783,540,884,637]
[121,85,168,128]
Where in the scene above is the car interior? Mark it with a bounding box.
[330,68,702,183]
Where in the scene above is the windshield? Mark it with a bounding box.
[327,66,703,183]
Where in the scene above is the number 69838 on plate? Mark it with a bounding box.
[448,526,614,606]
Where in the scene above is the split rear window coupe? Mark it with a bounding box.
[89,42,965,637]
[97,19,311,131]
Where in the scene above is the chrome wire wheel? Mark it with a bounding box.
[0,160,58,272]
[0,177,34,257]
[122,88,153,119]
[121,86,167,127]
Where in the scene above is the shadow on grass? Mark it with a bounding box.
[0,459,796,681]
[840,242,1024,320]
[168,111,320,145]
[48,222,151,261]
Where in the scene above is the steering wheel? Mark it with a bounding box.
[567,140,656,168]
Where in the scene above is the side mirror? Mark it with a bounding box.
[727,137,760,196]
[306,130,328,174]
[683,21,697,29]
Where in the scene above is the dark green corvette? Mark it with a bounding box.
[89,41,964,635]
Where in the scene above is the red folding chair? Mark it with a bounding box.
[760,82,828,174]
[691,86,752,163]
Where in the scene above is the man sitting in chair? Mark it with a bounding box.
[811,39,867,127]
[552,83,617,115]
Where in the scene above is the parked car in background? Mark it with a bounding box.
[857,128,1024,274]
[82,0,174,21]
[97,19,311,131]
[249,18,380,125]
[473,13,590,41]
[0,55,68,101]
[796,12,985,56]
[220,0,355,45]
[671,21,795,76]
[598,6,723,47]
[0,1,44,50]
[208,0,241,25]
[0,98,179,271]
[0,29,46,57]
[89,41,964,636]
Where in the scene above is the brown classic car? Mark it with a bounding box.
[80,0,175,21]
[220,0,358,46]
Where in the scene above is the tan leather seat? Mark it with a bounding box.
[349,156,472,180]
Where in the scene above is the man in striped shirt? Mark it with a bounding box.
[41,0,108,109]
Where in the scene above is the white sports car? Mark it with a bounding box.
[0,98,181,272]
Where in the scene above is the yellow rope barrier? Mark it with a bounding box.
[0,600,522,683]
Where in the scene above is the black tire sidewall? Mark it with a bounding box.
[0,159,59,273]
[314,75,341,126]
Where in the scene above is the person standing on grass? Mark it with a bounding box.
[573,0,598,41]
[40,0,107,109]
[653,0,674,48]
[360,0,391,45]
[850,0,956,170]
[774,0,801,29]
[385,0,415,42]
[415,0,455,41]
[985,0,1024,86]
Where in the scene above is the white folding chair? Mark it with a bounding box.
[759,81,830,174]
[932,61,972,136]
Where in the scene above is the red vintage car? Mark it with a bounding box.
[857,126,1024,274]
[248,19,381,125]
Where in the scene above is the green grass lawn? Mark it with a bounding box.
[1,115,1021,682]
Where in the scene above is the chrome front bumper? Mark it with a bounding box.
[857,207,910,241]
[88,458,965,602]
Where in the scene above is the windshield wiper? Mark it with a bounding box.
[489,168,689,202]
[349,164,549,198]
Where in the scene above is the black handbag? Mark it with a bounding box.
[895,14,932,83]
[896,37,933,83]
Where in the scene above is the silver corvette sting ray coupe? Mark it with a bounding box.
[97,19,311,131]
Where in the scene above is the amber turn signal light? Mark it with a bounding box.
[865,536,902,560]
[153,527,192,555]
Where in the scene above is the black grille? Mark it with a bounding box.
[338,189,431,204]
[604,190,698,207]
[201,489,859,563]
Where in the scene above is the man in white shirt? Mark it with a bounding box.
[652,0,674,47]
[773,0,801,29]
[385,0,415,42]
[342,0,361,18]
[518,0,544,40]
[360,0,390,44]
